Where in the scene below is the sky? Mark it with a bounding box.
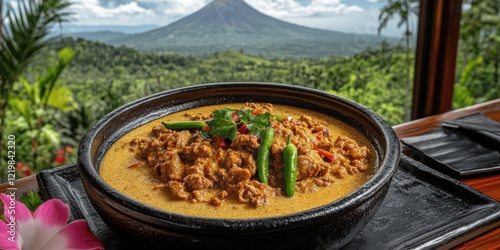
[2,0,408,37]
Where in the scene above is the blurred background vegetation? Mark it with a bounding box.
[0,0,499,181]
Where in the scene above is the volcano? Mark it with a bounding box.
[116,0,394,57]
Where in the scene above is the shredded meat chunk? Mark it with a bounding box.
[210,190,228,206]
[335,136,371,175]
[231,134,260,153]
[184,173,213,191]
[166,181,190,200]
[236,180,275,207]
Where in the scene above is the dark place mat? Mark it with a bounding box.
[401,113,500,177]
[37,155,500,250]
[443,113,500,148]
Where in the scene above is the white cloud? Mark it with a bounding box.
[162,0,208,16]
[246,0,363,17]
[281,6,405,38]
[71,0,155,24]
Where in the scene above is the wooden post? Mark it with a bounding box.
[412,0,463,119]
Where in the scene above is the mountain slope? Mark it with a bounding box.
[130,0,348,42]
[89,0,397,57]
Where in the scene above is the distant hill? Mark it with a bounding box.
[61,24,158,45]
[67,0,398,58]
[66,31,129,43]
[62,24,159,34]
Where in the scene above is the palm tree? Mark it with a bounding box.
[378,0,419,122]
[0,0,72,166]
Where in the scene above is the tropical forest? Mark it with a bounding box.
[0,0,499,181]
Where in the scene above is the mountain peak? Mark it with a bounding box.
[118,0,392,57]
[213,0,243,6]
[202,0,261,26]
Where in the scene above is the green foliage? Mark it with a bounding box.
[378,0,419,34]
[0,191,43,221]
[327,46,409,125]
[54,102,101,148]
[0,0,72,180]
[6,48,76,174]
[378,0,419,122]
[32,38,410,127]
[453,57,483,109]
[20,191,44,211]
[458,0,500,104]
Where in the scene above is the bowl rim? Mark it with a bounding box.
[77,82,400,232]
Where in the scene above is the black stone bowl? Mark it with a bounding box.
[77,83,400,250]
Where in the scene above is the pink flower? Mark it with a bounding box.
[0,193,104,250]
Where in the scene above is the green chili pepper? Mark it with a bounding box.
[282,135,298,197]
[162,121,205,130]
[257,128,274,184]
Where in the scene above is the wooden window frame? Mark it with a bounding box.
[412,0,463,120]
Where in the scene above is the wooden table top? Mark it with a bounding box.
[2,98,500,249]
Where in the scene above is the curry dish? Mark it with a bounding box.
[100,103,375,218]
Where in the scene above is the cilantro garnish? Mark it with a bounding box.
[191,130,211,141]
[205,107,272,141]
[236,108,254,123]
[206,107,238,141]
[246,112,272,136]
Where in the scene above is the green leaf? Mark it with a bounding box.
[191,130,211,140]
[45,86,78,111]
[58,47,76,66]
[246,112,272,137]
[39,47,75,102]
[206,107,237,141]
[8,97,31,120]
[40,125,61,146]
[236,108,254,123]
[19,191,44,211]
[458,57,483,87]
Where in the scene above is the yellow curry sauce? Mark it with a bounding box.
[100,103,375,219]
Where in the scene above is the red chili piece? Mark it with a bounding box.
[214,136,227,148]
[314,146,335,162]
[232,112,239,122]
[238,124,248,134]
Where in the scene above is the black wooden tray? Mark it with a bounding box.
[401,113,500,177]
[37,155,500,250]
